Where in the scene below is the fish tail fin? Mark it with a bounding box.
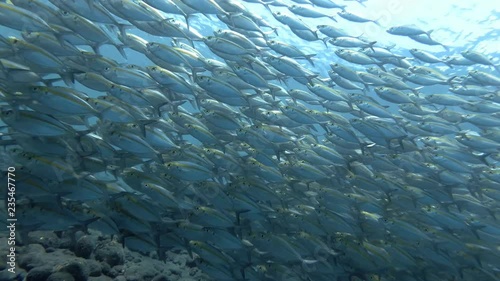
[443,59,454,68]
[42,77,63,87]
[322,37,330,48]
[446,76,458,84]
[155,101,171,117]
[354,32,365,39]
[58,72,75,87]
[369,41,377,51]
[426,29,434,38]
[305,54,316,66]
[53,30,73,48]
[361,85,369,94]
[156,153,165,165]
[116,23,132,39]
[115,44,127,59]
[81,216,102,233]
[91,44,102,56]
[411,86,424,96]
[469,223,486,240]
[493,64,500,74]
[376,62,387,71]
[261,28,277,39]
[395,135,406,150]
[272,27,279,36]
[261,1,273,13]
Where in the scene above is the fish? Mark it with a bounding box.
[461,50,500,72]
[267,39,316,66]
[271,11,312,31]
[409,34,449,51]
[7,36,66,71]
[288,4,338,22]
[328,36,377,49]
[0,108,81,137]
[0,58,49,83]
[0,2,53,32]
[335,49,385,68]
[107,0,166,22]
[337,10,380,25]
[468,70,500,86]
[205,36,257,57]
[57,10,125,56]
[263,55,318,81]
[0,1,499,281]
[309,0,346,9]
[317,24,348,38]
[410,48,452,68]
[387,25,433,37]
[21,31,82,56]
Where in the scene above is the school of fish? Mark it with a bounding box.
[0,0,499,280]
